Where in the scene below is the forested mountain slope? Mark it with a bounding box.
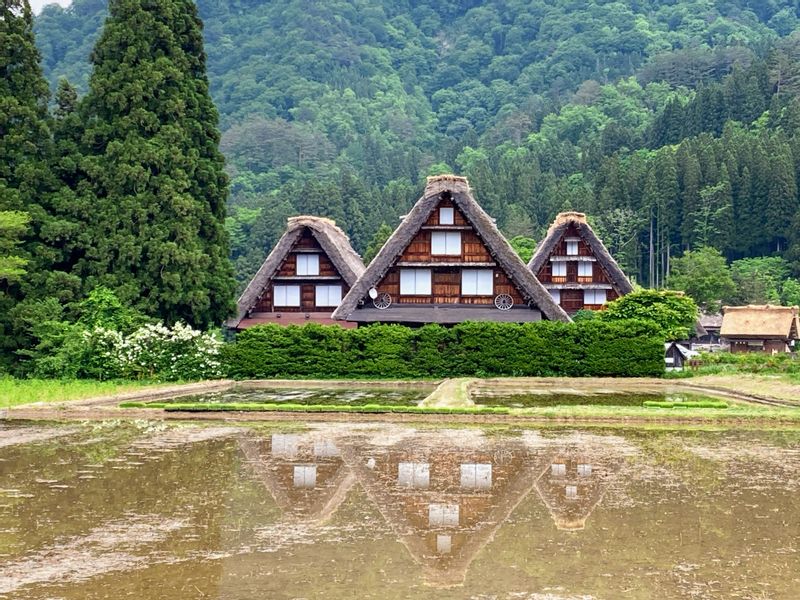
[34,0,800,290]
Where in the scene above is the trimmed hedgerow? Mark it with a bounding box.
[221,320,665,379]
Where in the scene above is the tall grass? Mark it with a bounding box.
[0,377,164,408]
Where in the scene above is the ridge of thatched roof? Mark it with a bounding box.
[332,175,570,322]
[720,304,800,339]
[228,216,365,328]
[527,212,634,296]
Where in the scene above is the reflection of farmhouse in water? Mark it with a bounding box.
[238,433,355,523]
[342,431,546,588]
[237,429,625,587]
[534,444,620,531]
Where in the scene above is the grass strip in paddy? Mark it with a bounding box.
[643,400,728,409]
[119,401,510,415]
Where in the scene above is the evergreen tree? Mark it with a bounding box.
[0,0,56,363]
[363,223,393,265]
[75,0,235,328]
[339,170,370,254]
[765,142,798,252]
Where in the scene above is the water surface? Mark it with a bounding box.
[1,420,798,599]
[472,390,722,408]
[155,387,431,406]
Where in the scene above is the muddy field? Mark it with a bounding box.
[0,420,798,599]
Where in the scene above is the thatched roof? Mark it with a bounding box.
[528,212,634,295]
[228,216,365,328]
[332,175,569,323]
[720,305,800,339]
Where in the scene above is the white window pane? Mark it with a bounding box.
[400,269,416,294]
[416,269,432,295]
[431,232,447,255]
[577,463,592,477]
[565,484,578,499]
[445,231,461,255]
[461,270,477,295]
[462,269,492,296]
[551,463,566,477]
[578,262,593,276]
[275,285,300,307]
[297,254,320,276]
[315,285,342,307]
[293,465,317,489]
[550,289,561,303]
[271,434,299,458]
[439,207,454,225]
[567,241,578,255]
[552,262,566,276]
[584,289,606,305]
[436,534,452,554]
[476,270,493,294]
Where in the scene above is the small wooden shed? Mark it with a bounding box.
[720,305,800,354]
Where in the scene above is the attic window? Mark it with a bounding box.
[551,463,566,476]
[439,207,455,225]
[566,241,579,256]
[565,485,578,499]
[577,463,592,477]
[431,231,461,255]
[552,262,567,277]
[297,254,319,276]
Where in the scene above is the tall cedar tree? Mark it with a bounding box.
[76,0,235,327]
[0,0,56,362]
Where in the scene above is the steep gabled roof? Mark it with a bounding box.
[720,305,800,339]
[228,216,365,328]
[527,212,634,296]
[332,175,570,322]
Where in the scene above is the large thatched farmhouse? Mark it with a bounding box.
[228,216,365,329]
[332,175,569,325]
[528,212,634,314]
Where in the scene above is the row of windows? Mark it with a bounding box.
[400,268,494,295]
[273,284,342,307]
[551,261,593,277]
[549,289,607,304]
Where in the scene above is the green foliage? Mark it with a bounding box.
[601,289,698,341]
[643,400,728,409]
[508,236,536,263]
[222,320,666,379]
[666,247,735,311]
[362,222,393,264]
[0,211,30,281]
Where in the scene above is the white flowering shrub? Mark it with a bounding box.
[85,322,222,381]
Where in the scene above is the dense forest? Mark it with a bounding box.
[31,0,800,297]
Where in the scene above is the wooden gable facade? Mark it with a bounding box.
[228,217,365,329]
[333,175,569,325]
[528,212,634,315]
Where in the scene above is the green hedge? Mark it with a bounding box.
[221,320,665,379]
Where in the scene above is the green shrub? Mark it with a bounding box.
[222,320,665,379]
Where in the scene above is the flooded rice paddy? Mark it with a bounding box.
[1,420,798,599]
[472,391,722,408]
[156,387,432,406]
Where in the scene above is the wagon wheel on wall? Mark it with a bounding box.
[373,292,392,310]
[494,293,513,311]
